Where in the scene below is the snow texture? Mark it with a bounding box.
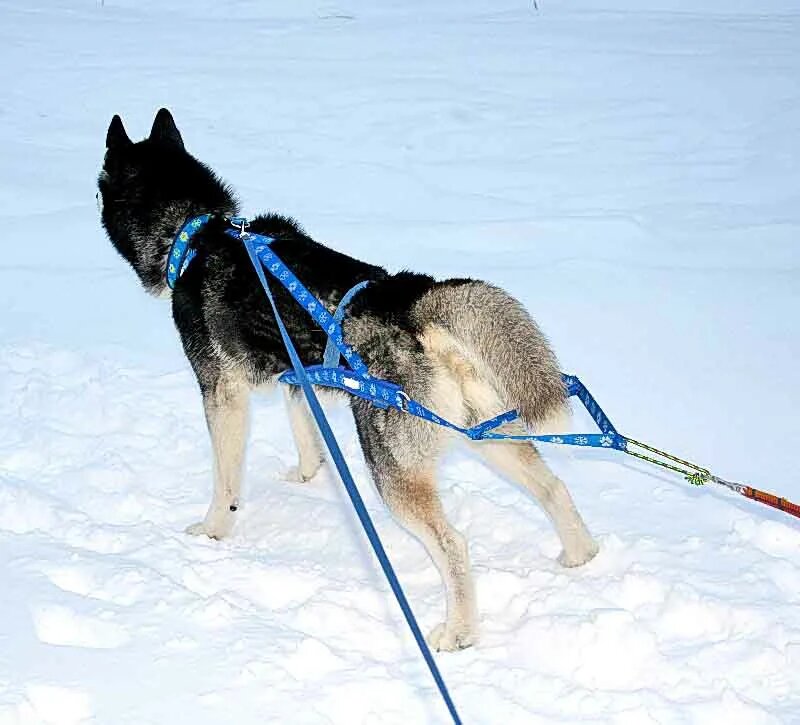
[1,1,799,723]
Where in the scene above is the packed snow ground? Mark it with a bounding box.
[1,1,799,723]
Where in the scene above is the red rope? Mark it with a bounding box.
[742,487,800,520]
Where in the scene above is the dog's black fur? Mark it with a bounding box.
[98,109,597,651]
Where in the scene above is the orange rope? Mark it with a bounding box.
[742,487,800,520]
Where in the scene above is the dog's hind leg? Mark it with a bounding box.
[282,386,324,482]
[186,374,250,539]
[418,324,598,568]
[370,460,477,652]
[471,436,599,567]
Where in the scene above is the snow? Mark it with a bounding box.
[1,1,799,723]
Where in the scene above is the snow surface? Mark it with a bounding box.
[1,1,799,723]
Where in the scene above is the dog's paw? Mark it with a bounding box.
[427,623,477,652]
[558,538,599,568]
[282,460,322,483]
[185,519,232,540]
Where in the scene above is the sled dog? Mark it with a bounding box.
[98,108,598,651]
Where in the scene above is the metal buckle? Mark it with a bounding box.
[227,216,250,238]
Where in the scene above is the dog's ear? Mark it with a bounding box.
[106,114,132,150]
[149,108,184,150]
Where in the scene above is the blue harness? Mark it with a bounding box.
[170,214,627,451]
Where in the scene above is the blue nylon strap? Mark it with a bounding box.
[166,214,211,289]
[281,367,627,450]
[240,233,463,725]
[323,280,370,368]
[398,374,627,447]
[279,364,401,408]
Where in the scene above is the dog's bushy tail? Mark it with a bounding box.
[414,281,568,430]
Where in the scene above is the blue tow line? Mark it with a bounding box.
[171,215,632,724]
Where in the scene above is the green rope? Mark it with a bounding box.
[622,436,711,486]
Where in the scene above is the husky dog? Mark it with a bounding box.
[98,108,598,651]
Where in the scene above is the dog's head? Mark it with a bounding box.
[97,108,238,296]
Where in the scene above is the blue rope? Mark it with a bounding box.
[239,232,464,725]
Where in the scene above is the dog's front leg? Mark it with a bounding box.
[186,375,250,539]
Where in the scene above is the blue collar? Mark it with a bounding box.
[166,213,212,289]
